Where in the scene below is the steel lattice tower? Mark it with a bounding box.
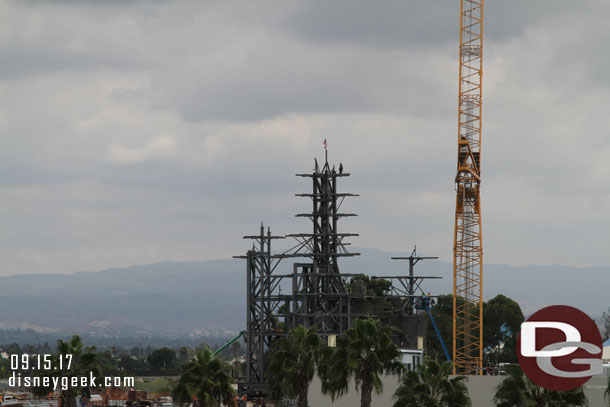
[453,0,484,375]
[241,223,285,393]
[236,154,359,397]
[288,154,359,334]
[236,153,443,400]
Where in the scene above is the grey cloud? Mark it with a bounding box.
[149,41,456,121]
[0,46,147,80]
[1,0,610,275]
[24,0,169,5]
[279,0,585,47]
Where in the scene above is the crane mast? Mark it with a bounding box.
[453,0,484,375]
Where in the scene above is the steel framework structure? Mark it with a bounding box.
[237,155,359,397]
[287,155,359,334]
[239,224,286,395]
[392,246,439,306]
[237,155,442,399]
[453,0,484,375]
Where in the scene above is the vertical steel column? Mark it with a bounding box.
[237,223,285,396]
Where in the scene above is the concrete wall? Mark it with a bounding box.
[308,374,609,407]
[308,375,400,407]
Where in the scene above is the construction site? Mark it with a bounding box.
[232,0,485,402]
[235,153,443,400]
[7,0,610,406]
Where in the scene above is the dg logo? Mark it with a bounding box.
[517,305,603,391]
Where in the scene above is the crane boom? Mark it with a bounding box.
[453,0,484,375]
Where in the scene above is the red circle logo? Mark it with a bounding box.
[517,305,602,391]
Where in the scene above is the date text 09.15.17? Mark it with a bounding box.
[10,354,73,371]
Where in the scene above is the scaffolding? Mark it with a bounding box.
[236,155,441,398]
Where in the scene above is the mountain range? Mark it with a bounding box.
[0,248,607,336]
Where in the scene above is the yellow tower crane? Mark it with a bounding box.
[453,0,484,375]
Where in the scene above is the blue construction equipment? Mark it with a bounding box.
[426,307,451,363]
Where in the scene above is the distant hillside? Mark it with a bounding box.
[0,249,607,336]
[336,249,610,317]
[0,260,245,334]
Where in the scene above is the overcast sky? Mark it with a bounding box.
[1,0,610,275]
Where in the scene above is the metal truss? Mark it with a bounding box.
[237,155,443,398]
[453,0,484,375]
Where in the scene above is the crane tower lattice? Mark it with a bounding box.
[453,0,484,375]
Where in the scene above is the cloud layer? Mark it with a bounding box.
[1,0,610,274]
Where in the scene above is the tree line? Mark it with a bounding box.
[4,292,610,407]
[168,292,608,407]
[425,293,525,367]
[0,340,244,379]
[171,317,603,407]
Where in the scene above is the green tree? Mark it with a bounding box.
[348,274,392,296]
[32,335,103,407]
[484,295,524,364]
[267,326,322,407]
[147,347,177,370]
[172,348,235,407]
[118,354,147,374]
[600,307,610,341]
[425,294,524,365]
[425,294,454,359]
[494,364,588,407]
[7,342,20,355]
[392,357,471,407]
[179,347,189,361]
[319,318,402,407]
[0,357,9,378]
[41,342,52,353]
[97,349,120,376]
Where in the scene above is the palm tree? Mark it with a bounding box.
[172,348,235,407]
[319,317,402,407]
[32,335,103,407]
[266,325,322,407]
[494,364,588,407]
[392,357,471,407]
